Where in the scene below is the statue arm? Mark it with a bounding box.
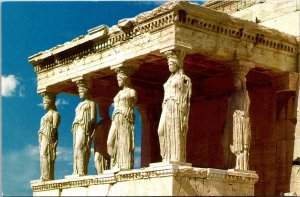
[90,101,97,125]
[130,89,138,106]
[53,112,61,129]
[52,112,60,143]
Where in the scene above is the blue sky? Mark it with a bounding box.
[1,1,204,195]
[1,1,161,195]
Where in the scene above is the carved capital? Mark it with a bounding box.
[226,60,255,77]
[71,75,86,83]
[114,66,135,77]
[37,87,50,94]
[164,49,186,69]
[110,62,140,71]
[72,76,93,92]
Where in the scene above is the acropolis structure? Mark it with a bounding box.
[29,0,299,196]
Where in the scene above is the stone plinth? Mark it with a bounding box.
[31,164,259,196]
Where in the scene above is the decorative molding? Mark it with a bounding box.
[31,167,259,192]
[28,1,298,76]
[176,11,298,55]
[30,10,177,74]
[204,0,266,14]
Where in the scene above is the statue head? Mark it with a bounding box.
[76,80,90,100]
[165,50,185,73]
[233,75,246,90]
[115,67,133,88]
[41,92,56,111]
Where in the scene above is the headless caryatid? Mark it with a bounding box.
[107,67,138,170]
[38,92,60,181]
[158,50,192,163]
[94,102,111,175]
[222,62,253,170]
[72,79,97,175]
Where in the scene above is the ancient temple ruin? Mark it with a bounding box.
[29,0,300,196]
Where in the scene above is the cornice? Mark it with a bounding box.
[28,1,298,75]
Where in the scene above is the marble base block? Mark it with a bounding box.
[31,164,259,196]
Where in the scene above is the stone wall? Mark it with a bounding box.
[231,0,300,37]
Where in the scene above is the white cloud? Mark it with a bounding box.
[56,146,73,162]
[135,146,141,154]
[2,144,76,196]
[55,98,69,107]
[18,86,25,97]
[37,98,69,108]
[2,145,40,196]
[134,146,141,169]
[134,155,141,169]
[1,75,20,97]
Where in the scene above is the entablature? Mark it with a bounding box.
[28,1,299,94]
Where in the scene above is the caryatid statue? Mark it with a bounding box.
[158,50,192,163]
[107,67,138,170]
[72,79,97,175]
[222,62,253,170]
[38,92,61,181]
[229,73,251,171]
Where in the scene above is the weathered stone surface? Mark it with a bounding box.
[28,1,298,93]
[31,165,258,196]
[28,0,299,196]
[32,188,60,196]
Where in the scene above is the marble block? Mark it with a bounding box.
[31,164,258,196]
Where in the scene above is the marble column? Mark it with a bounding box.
[94,101,111,175]
[222,60,254,170]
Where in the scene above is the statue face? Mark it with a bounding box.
[168,58,180,73]
[234,77,245,90]
[117,75,127,88]
[43,99,51,110]
[78,88,88,99]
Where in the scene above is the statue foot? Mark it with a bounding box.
[40,177,51,181]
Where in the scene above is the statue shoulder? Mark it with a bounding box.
[129,88,137,97]
[52,110,61,119]
[182,74,191,81]
[89,100,96,107]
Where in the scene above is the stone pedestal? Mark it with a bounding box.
[31,164,258,196]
